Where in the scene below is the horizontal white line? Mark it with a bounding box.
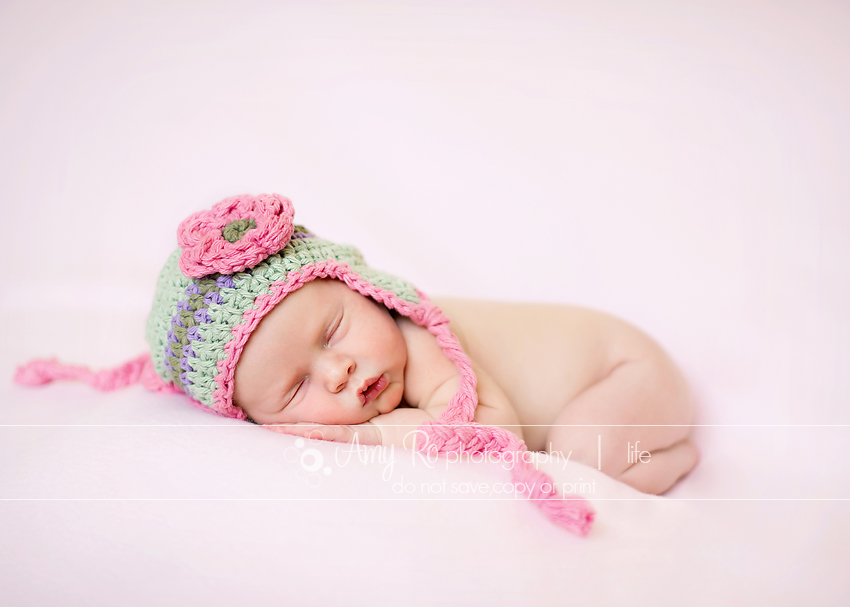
[1,498,847,502]
[1,424,848,428]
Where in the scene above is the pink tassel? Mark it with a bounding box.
[418,421,595,536]
[510,460,595,536]
[14,354,179,393]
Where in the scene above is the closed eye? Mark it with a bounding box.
[325,311,343,345]
[283,378,306,409]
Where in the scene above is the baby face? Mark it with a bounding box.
[233,278,407,425]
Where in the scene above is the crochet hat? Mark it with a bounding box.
[145,193,425,419]
[16,193,594,536]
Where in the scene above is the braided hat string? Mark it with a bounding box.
[14,354,177,394]
[413,304,594,535]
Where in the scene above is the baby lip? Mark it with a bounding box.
[357,375,387,406]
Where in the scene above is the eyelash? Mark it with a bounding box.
[285,379,305,407]
[326,312,343,345]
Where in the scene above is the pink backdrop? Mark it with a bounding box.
[2,1,848,604]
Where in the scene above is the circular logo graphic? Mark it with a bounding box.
[284,438,333,487]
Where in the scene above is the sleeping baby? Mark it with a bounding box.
[16,193,699,534]
[238,278,698,496]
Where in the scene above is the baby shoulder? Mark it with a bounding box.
[395,316,459,411]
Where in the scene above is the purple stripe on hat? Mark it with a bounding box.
[216,276,235,289]
[187,325,203,341]
[194,308,211,324]
[176,300,192,312]
[171,313,185,329]
[167,328,178,343]
[186,284,202,296]
[164,357,174,371]
[179,372,193,387]
[182,344,196,358]
[180,357,193,372]
[164,344,176,358]
[204,291,223,305]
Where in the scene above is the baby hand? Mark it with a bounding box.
[262,421,382,446]
[263,409,435,449]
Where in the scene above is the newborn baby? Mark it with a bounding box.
[15,194,698,535]
[14,194,697,532]
[236,278,698,495]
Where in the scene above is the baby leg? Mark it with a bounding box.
[616,438,700,494]
[546,345,696,493]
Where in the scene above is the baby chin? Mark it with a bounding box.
[373,379,404,415]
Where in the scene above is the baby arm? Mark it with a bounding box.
[396,317,523,439]
[370,360,524,448]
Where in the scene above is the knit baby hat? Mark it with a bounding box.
[145,193,423,419]
[16,193,594,536]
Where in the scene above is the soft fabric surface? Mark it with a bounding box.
[2,1,848,605]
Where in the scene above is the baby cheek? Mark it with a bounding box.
[379,383,404,415]
[388,328,408,363]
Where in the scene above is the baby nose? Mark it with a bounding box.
[321,352,355,394]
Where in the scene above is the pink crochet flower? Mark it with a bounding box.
[177,194,295,278]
